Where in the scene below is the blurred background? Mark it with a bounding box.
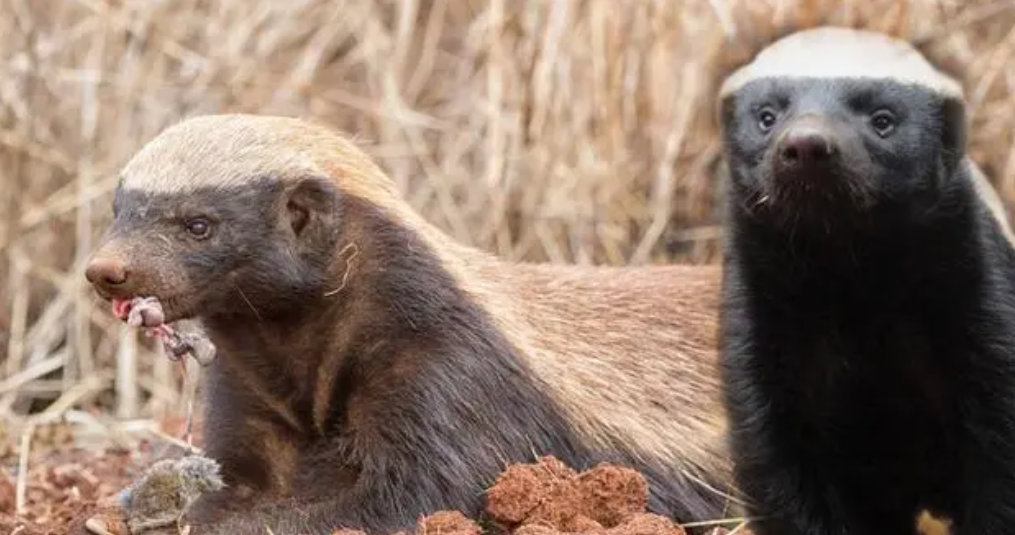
[0,0,1014,455]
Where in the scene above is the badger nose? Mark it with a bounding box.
[85,256,129,290]
[777,125,837,170]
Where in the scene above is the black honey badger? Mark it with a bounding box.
[716,26,1015,535]
[83,114,740,535]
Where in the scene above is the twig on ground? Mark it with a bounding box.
[15,422,36,516]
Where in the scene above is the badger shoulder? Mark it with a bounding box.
[462,258,732,480]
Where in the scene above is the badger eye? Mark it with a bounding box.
[184,218,212,239]
[870,109,897,137]
[757,108,778,133]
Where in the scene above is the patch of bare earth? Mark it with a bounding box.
[0,425,187,535]
[5,448,745,535]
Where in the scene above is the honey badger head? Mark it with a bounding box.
[84,114,395,324]
[717,26,970,231]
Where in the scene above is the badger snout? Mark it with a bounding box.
[85,255,132,297]
[773,117,839,176]
[753,112,877,222]
[84,235,199,323]
[85,241,153,301]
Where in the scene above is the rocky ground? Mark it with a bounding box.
[0,419,748,535]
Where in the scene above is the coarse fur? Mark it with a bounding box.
[717,26,1015,535]
[85,114,740,535]
[718,26,964,100]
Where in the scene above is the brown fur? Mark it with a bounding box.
[85,114,738,535]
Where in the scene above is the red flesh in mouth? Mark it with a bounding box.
[112,298,132,320]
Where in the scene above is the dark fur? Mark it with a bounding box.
[92,176,730,534]
[718,77,1015,534]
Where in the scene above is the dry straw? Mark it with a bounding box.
[0,0,1013,447]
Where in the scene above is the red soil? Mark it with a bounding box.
[2,436,745,535]
[0,442,157,535]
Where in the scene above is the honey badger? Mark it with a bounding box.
[84,114,738,535]
[716,26,1015,535]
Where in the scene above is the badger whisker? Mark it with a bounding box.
[231,281,263,322]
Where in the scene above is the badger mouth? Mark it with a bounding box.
[85,247,204,328]
[110,295,197,326]
[112,298,133,320]
[765,164,867,205]
[109,296,217,365]
[747,117,876,224]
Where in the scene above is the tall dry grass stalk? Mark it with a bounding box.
[0,0,1013,440]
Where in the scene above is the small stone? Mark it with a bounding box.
[85,517,115,535]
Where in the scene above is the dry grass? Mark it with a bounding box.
[0,0,1013,447]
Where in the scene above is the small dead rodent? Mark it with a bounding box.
[117,296,216,366]
[113,454,225,534]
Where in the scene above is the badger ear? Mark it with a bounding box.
[284,176,341,240]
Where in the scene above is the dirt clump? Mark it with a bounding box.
[328,511,482,535]
[512,513,688,535]
[575,464,651,526]
[486,456,580,526]
[417,510,483,535]
[486,456,682,535]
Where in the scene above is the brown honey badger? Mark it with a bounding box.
[84,114,739,535]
